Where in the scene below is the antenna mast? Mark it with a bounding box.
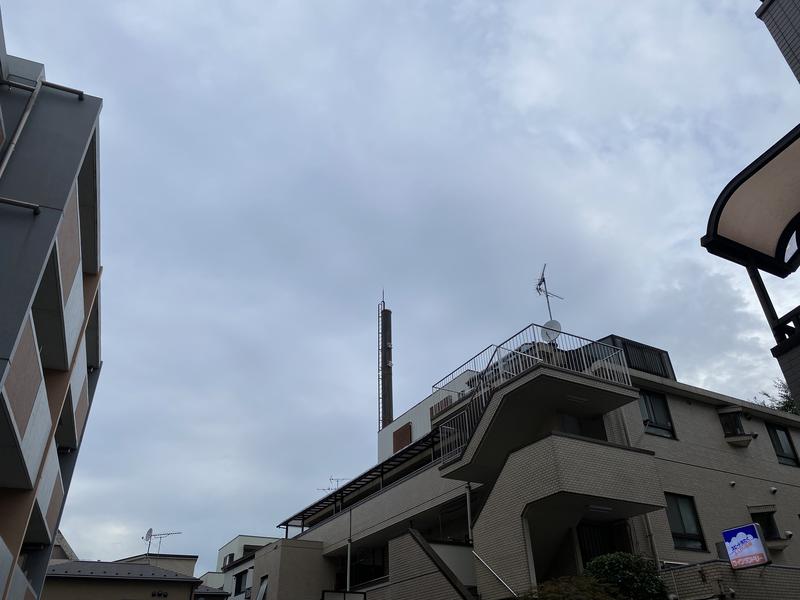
[378,293,393,430]
[142,529,182,556]
[535,264,564,321]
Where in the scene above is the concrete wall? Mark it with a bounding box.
[217,535,276,569]
[252,539,335,600]
[41,578,195,600]
[299,464,465,554]
[430,543,475,587]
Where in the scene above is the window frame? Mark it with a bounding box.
[766,423,799,466]
[665,492,707,552]
[751,511,782,541]
[638,390,676,438]
[234,570,248,596]
[719,411,746,437]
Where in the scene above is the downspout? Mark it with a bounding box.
[465,483,473,544]
[346,509,352,591]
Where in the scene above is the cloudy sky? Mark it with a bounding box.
[5,0,800,575]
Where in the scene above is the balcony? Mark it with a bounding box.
[434,324,637,480]
[472,434,665,597]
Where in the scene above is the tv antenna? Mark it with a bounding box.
[317,476,350,493]
[142,528,182,555]
[535,264,564,343]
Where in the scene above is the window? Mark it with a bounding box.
[665,493,706,551]
[255,576,269,600]
[638,390,674,438]
[558,413,607,441]
[223,553,234,567]
[751,511,782,541]
[719,412,746,437]
[766,424,798,466]
[234,570,248,595]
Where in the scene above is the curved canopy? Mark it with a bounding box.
[702,122,800,278]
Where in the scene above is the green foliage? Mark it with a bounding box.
[585,552,667,600]
[759,379,799,416]
[522,576,617,600]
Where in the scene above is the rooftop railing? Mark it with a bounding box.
[436,323,630,464]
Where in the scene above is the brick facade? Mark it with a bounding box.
[662,560,800,600]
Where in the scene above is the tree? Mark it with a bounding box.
[524,576,617,600]
[584,552,667,600]
[759,379,799,416]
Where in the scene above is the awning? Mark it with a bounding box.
[702,122,800,278]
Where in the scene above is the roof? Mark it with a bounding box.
[46,560,200,584]
[703,121,800,278]
[195,584,230,597]
[278,428,439,529]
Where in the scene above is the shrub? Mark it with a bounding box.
[523,575,617,600]
[585,552,667,600]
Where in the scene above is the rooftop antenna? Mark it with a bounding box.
[535,264,564,343]
[317,476,350,493]
[142,529,182,556]
[378,292,393,431]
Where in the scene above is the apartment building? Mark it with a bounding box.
[247,324,800,600]
[0,8,103,600]
[200,535,278,600]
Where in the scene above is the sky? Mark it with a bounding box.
[4,0,800,576]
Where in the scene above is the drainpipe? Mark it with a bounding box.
[346,509,352,591]
[465,483,473,544]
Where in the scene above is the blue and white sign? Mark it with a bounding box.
[722,523,770,569]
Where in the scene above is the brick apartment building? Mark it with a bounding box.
[0,8,102,600]
[239,325,800,600]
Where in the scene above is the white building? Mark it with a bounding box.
[201,535,278,599]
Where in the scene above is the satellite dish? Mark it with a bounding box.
[542,320,561,343]
[144,528,153,542]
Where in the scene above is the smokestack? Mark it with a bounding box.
[378,299,393,430]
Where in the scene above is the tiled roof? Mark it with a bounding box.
[46,560,199,583]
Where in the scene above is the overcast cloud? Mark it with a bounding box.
[4,1,800,575]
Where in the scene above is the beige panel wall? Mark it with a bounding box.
[41,578,195,600]
[253,539,334,600]
[613,388,800,566]
[3,316,43,442]
[299,464,465,554]
[56,186,81,303]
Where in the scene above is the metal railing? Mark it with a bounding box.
[436,323,630,463]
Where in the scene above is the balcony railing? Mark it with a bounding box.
[436,323,630,464]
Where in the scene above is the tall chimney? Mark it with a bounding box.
[378,299,393,429]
